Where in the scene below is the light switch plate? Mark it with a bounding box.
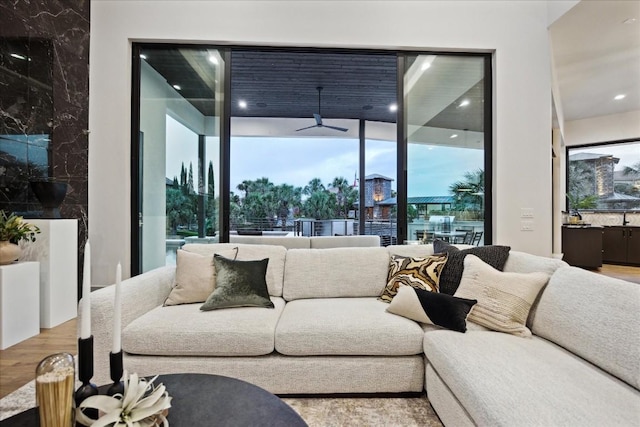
[521,208,534,218]
[521,220,534,231]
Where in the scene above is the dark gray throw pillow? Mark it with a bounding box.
[200,255,274,311]
[433,239,511,295]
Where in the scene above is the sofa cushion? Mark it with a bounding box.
[387,285,476,333]
[310,235,380,248]
[386,244,435,258]
[503,250,568,274]
[229,235,311,249]
[164,247,238,306]
[275,298,424,356]
[123,297,285,356]
[433,240,511,295]
[454,255,548,337]
[200,255,274,310]
[182,243,286,297]
[424,330,640,426]
[379,253,448,302]
[532,266,640,389]
[282,247,389,300]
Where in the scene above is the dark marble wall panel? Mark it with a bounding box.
[0,0,90,297]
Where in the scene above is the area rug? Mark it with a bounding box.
[0,380,443,426]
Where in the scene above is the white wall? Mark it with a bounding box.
[90,0,554,284]
[563,110,640,146]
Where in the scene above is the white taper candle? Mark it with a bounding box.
[80,240,91,339]
[113,262,122,353]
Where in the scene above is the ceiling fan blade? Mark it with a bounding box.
[297,88,348,132]
[295,124,321,132]
[322,124,349,132]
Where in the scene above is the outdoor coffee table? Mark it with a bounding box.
[0,373,307,426]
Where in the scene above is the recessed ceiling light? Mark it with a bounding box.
[238,100,247,109]
[450,134,458,139]
[140,54,147,60]
[10,53,27,60]
[389,104,398,112]
[459,99,470,107]
[623,18,637,24]
[362,105,373,110]
[614,94,626,100]
[172,84,181,90]
[209,55,219,65]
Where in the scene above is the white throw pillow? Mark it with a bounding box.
[164,247,237,306]
[454,254,549,337]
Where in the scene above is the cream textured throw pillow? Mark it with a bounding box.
[454,254,549,337]
[164,247,237,306]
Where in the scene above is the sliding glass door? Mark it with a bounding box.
[134,45,225,273]
[131,45,492,274]
[403,54,490,245]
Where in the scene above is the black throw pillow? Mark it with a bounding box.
[387,285,477,333]
[433,239,511,295]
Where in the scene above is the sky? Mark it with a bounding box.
[166,116,486,198]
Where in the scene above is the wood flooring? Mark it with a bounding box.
[1,263,638,399]
[0,319,77,399]
[596,263,640,283]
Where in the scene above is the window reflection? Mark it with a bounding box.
[568,140,640,211]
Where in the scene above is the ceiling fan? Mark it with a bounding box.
[296,86,348,132]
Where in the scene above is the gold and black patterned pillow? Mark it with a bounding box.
[378,253,448,303]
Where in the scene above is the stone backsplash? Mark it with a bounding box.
[580,212,640,227]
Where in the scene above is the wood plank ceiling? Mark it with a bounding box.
[141,47,484,132]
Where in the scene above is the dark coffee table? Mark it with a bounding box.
[0,373,307,427]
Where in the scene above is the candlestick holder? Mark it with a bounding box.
[75,336,99,418]
[107,350,125,396]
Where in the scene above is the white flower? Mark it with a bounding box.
[76,373,172,427]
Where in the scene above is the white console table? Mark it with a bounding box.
[20,219,78,328]
[0,262,40,349]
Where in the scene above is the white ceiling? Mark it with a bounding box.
[550,0,640,122]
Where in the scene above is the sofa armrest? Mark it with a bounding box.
[78,265,175,383]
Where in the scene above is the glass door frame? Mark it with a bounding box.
[130,43,230,276]
[396,51,492,245]
[131,44,493,275]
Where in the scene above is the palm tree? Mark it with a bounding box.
[237,180,252,198]
[449,169,484,212]
[207,161,216,235]
[329,176,357,218]
[303,191,334,219]
[304,178,325,196]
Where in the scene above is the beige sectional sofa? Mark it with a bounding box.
[84,241,640,426]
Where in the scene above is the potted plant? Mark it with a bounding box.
[0,211,40,265]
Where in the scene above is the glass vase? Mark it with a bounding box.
[36,352,75,427]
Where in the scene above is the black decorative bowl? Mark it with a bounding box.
[30,180,68,218]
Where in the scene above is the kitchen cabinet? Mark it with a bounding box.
[562,226,603,269]
[602,226,640,266]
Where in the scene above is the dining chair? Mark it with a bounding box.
[423,232,435,244]
[461,231,474,245]
[471,231,483,246]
